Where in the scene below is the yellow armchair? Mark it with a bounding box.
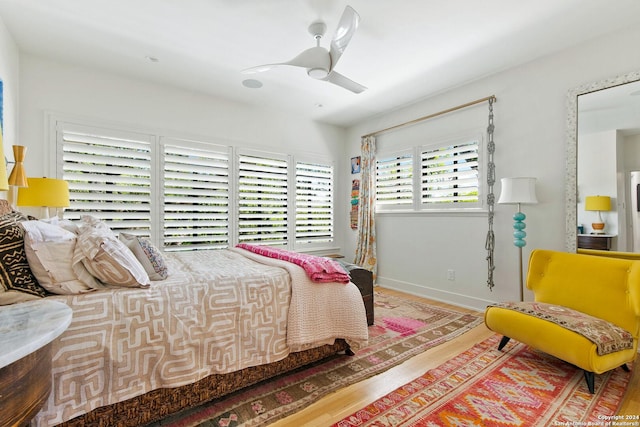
[484,249,640,393]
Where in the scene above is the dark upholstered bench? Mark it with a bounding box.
[334,259,374,325]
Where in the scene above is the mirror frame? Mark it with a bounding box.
[565,69,640,252]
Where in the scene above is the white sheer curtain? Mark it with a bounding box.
[354,135,377,279]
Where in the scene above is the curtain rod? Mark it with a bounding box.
[362,95,497,138]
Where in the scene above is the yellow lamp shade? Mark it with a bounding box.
[17,178,70,207]
[584,195,611,212]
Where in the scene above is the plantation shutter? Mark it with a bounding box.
[237,153,289,246]
[59,123,153,234]
[295,161,334,246]
[420,141,479,205]
[376,151,414,209]
[162,140,230,251]
[55,117,338,251]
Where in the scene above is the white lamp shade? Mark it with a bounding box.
[498,177,538,205]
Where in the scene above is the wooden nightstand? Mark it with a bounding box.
[577,234,615,251]
[0,300,72,427]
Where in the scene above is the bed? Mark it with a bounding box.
[0,202,369,426]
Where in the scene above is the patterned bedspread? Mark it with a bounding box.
[33,249,368,426]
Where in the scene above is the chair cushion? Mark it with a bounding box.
[488,301,634,356]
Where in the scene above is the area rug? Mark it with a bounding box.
[333,334,634,427]
[158,291,482,427]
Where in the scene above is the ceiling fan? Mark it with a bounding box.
[241,5,367,94]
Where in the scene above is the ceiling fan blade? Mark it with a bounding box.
[241,63,283,74]
[242,46,330,75]
[329,5,360,69]
[323,70,367,94]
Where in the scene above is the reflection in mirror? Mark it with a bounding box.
[577,80,640,252]
[565,70,640,252]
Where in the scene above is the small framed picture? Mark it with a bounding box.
[351,156,361,174]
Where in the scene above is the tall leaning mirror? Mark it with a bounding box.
[565,70,640,253]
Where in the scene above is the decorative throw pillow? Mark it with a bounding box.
[0,211,47,305]
[22,220,102,294]
[76,216,150,288]
[119,233,169,281]
[0,199,12,216]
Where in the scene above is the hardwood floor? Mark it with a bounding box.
[271,287,640,426]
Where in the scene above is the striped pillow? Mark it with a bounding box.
[76,217,150,288]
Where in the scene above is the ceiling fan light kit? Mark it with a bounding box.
[308,68,329,79]
[242,6,366,94]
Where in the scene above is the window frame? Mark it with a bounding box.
[375,148,415,211]
[49,114,336,252]
[160,136,232,252]
[294,158,335,249]
[376,131,485,213]
[419,134,483,210]
[235,148,292,248]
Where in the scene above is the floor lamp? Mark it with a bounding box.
[498,177,538,301]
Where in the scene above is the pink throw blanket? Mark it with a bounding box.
[236,244,350,284]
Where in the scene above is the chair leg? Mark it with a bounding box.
[498,336,511,351]
[622,364,630,372]
[584,371,595,394]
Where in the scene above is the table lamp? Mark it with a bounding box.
[584,195,611,234]
[7,145,28,207]
[498,177,538,301]
[17,177,70,218]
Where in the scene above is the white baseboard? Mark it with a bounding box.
[376,276,495,312]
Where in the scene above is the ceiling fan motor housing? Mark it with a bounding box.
[308,21,327,39]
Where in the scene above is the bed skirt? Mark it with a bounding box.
[56,340,349,427]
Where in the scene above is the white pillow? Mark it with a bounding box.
[76,216,150,288]
[40,216,80,234]
[22,220,102,294]
[119,233,169,281]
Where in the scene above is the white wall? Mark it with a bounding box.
[0,16,20,166]
[344,24,640,310]
[16,54,349,251]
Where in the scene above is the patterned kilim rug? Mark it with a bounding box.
[332,334,634,427]
[158,291,482,427]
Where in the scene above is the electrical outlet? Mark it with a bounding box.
[447,269,455,281]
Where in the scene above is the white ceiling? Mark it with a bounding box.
[1,0,640,127]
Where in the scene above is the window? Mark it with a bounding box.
[420,140,479,206]
[59,123,154,234]
[295,161,334,247]
[376,135,482,211]
[237,153,289,246]
[162,139,230,251]
[55,119,334,251]
[376,150,413,209]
